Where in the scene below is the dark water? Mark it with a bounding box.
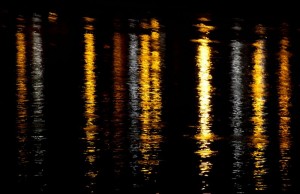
[1,6,300,194]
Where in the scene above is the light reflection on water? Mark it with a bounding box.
[16,15,30,182]
[31,13,46,178]
[112,22,127,190]
[10,10,298,193]
[128,18,140,183]
[192,16,217,193]
[277,22,292,192]
[251,24,269,191]
[138,18,164,191]
[82,16,98,193]
[230,21,247,193]
[15,13,47,192]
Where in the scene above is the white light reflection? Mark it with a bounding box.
[128,19,141,181]
[230,21,247,193]
[31,13,47,178]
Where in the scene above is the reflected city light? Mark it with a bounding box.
[9,10,300,194]
[251,24,268,191]
[15,13,47,192]
[278,23,292,192]
[112,29,127,183]
[31,13,47,178]
[48,12,58,23]
[128,19,140,179]
[83,16,98,192]
[16,15,30,179]
[192,17,216,193]
[230,21,246,193]
[138,18,163,182]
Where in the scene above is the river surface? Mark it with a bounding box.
[1,5,300,193]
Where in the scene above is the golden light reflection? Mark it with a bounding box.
[16,16,30,177]
[192,17,216,193]
[150,19,163,129]
[48,12,58,23]
[278,23,292,191]
[83,16,98,192]
[112,30,127,178]
[138,18,163,181]
[251,24,268,191]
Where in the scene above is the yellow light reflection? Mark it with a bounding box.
[83,16,98,192]
[251,24,268,191]
[278,23,292,191]
[16,16,29,177]
[193,17,216,192]
[138,18,163,181]
[150,18,162,129]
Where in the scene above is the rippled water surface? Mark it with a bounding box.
[1,6,300,193]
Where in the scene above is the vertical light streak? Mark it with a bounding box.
[138,18,163,182]
[150,18,162,130]
[230,21,246,193]
[83,16,98,193]
[193,17,216,193]
[31,13,46,178]
[128,19,140,179]
[112,29,127,181]
[16,16,30,179]
[251,24,268,191]
[277,23,292,192]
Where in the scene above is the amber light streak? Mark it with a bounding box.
[138,18,163,181]
[278,24,292,191]
[192,17,216,193]
[149,19,162,130]
[83,16,98,192]
[112,31,127,179]
[48,12,58,23]
[251,24,268,191]
[16,16,29,177]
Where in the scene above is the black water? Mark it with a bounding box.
[1,5,300,194]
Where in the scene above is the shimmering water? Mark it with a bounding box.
[2,6,300,194]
